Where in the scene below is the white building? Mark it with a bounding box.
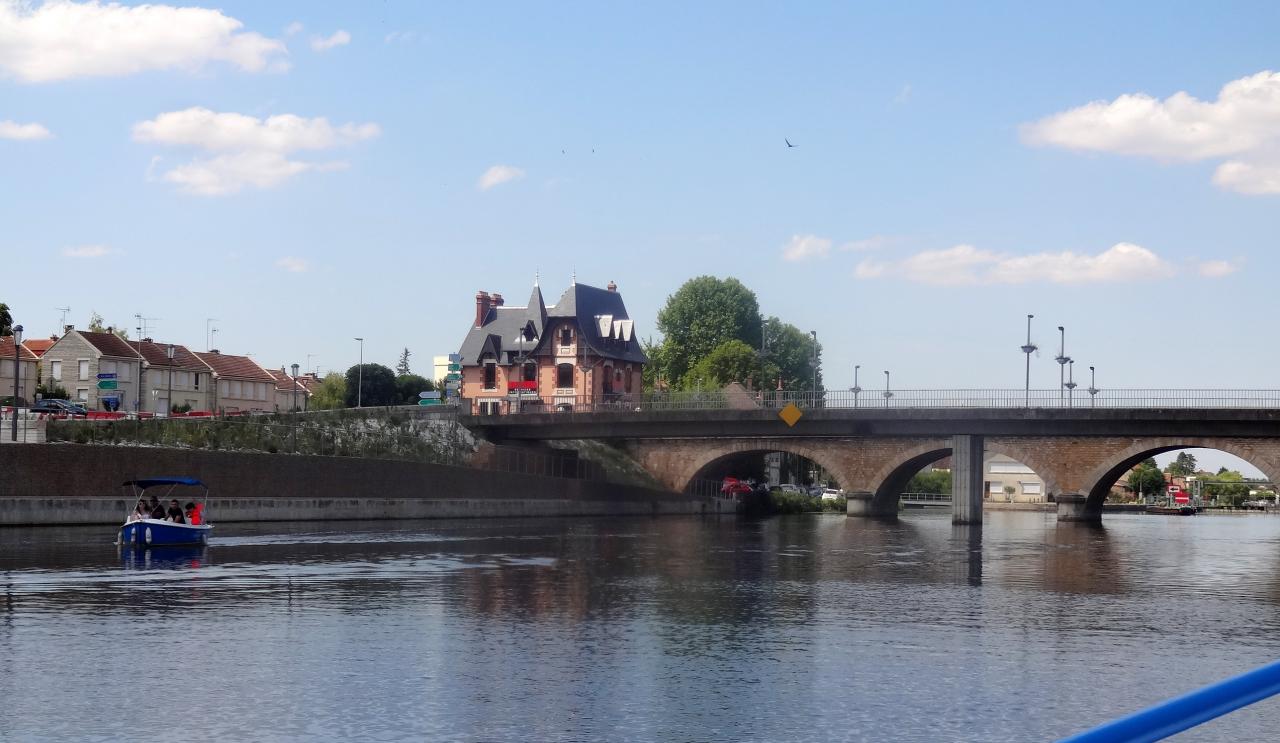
[984,454,1046,503]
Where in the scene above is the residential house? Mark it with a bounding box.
[1,336,40,405]
[983,454,1047,503]
[458,280,646,414]
[194,350,275,413]
[21,337,57,358]
[266,368,311,412]
[40,327,145,411]
[130,339,212,414]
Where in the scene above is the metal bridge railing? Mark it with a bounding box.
[466,389,1280,415]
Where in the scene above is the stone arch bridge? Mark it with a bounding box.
[466,408,1280,523]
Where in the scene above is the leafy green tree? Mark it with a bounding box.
[87,311,129,339]
[310,373,347,410]
[1203,468,1251,505]
[683,340,763,390]
[344,363,398,407]
[0,302,11,336]
[395,373,434,404]
[762,317,823,391]
[655,276,762,385]
[1165,451,1198,477]
[906,469,952,494]
[395,348,412,376]
[1127,462,1167,499]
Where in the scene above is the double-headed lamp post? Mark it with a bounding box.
[291,363,300,413]
[1021,314,1037,407]
[851,364,861,408]
[10,324,23,442]
[883,370,892,407]
[1055,325,1071,406]
[165,344,174,416]
[809,330,818,402]
[1065,359,1078,407]
[1088,365,1099,407]
[354,337,364,408]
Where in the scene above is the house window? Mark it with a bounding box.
[556,363,574,389]
[78,360,89,380]
[483,363,497,390]
[117,362,131,382]
[478,400,502,415]
[522,361,537,382]
[51,360,62,381]
[988,481,1005,494]
[194,373,200,390]
[625,367,634,393]
[603,365,614,394]
[560,326,573,346]
[1021,482,1043,495]
[76,388,88,401]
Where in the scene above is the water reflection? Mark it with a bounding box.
[4,512,1280,741]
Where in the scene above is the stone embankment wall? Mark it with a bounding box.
[0,444,732,526]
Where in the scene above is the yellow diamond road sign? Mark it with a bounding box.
[779,403,803,427]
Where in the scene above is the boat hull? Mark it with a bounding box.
[1146,505,1197,516]
[118,519,213,547]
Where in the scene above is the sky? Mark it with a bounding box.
[2,3,1278,410]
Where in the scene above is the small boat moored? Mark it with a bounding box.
[1145,504,1197,516]
[117,477,214,547]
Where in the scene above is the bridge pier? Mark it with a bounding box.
[952,434,984,525]
[1055,493,1101,523]
[846,492,897,519]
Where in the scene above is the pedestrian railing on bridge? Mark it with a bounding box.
[469,388,1280,415]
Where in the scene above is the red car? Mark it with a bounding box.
[720,477,754,496]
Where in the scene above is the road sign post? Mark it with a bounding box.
[97,380,118,390]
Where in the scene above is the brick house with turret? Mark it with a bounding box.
[457,280,646,414]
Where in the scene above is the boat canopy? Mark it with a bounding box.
[122,477,206,489]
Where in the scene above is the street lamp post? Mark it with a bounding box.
[10,324,23,442]
[809,330,818,405]
[851,364,861,408]
[1020,314,1037,407]
[1055,326,1070,407]
[354,337,364,408]
[883,370,892,407]
[1088,365,1099,408]
[1066,359,1077,407]
[166,344,174,416]
[290,362,300,452]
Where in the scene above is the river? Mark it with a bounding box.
[3,510,1280,741]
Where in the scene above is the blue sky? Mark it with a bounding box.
[2,0,1278,402]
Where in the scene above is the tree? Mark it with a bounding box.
[344,363,398,407]
[654,276,762,385]
[310,373,347,410]
[1127,462,1166,499]
[1203,468,1251,505]
[906,469,952,494]
[1165,451,1198,477]
[761,317,823,391]
[395,347,412,377]
[683,340,763,390]
[395,374,434,404]
[87,311,129,339]
[0,302,11,336]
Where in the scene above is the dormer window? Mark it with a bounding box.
[560,326,573,346]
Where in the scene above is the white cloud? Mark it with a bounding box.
[477,164,525,190]
[276,256,309,272]
[0,0,288,83]
[855,242,1175,285]
[1021,70,1280,194]
[133,107,379,195]
[0,119,51,139]
[1197,259,1239,278]
[62,244,113,258]
[284,21,303,37]
[781,234,832,261]
[311,30,350,52]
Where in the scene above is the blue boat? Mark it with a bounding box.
[117,477,214,547]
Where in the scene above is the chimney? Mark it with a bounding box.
[210,349,220,355]
[475,291,492,327]
[64,325,74,334]
[143,337,153,343]
[607,280,617,292]
[491,292,504,307]
[106,326,113,334]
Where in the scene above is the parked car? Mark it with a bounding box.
[777,484,803,494]
[31,399,87,416]
[821,488,844,501]
[1,395,29,408]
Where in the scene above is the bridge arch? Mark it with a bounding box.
[679,440,854,493]
[866,438,1063,512]
[1081,437,1280,512]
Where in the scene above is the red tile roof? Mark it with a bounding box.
[79,330,141,359]
[193,351,273,381]
[22,338,56,357]
[266,368,307,392]
[129,340,205,371]
[0,337,39,361]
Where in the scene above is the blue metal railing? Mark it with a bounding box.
[1060,658,1280,742]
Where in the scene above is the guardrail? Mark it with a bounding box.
[465,389,1280,414]
[1060,657,1280,742]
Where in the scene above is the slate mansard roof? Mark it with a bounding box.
[458,283,648,366]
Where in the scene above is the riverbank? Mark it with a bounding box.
[0,444,733,526]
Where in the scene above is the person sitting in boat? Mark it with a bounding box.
[149,496,166,520]
[166,499,186,524]
[184,502,202,526]
[128,500,149,523]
